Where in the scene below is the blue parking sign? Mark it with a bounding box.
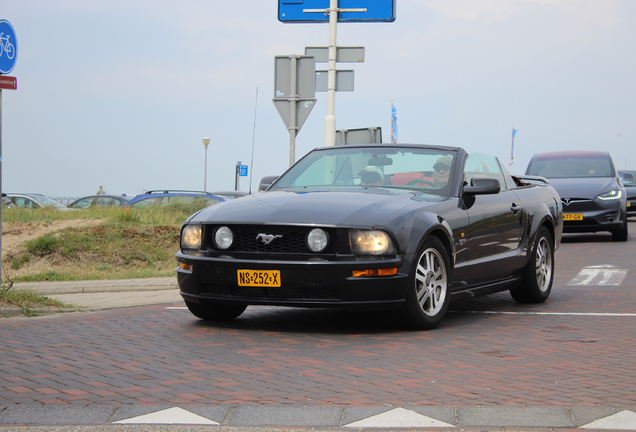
[279,0,396,23]
[239,165,248,177]
[0,20,18,74]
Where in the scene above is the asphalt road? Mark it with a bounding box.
[1,222,636,431]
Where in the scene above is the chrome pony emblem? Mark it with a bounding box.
[256,233,283,245]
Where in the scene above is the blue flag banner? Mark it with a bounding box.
[391,101,398,143]
[510,127,518,166]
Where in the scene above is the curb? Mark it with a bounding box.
[9,277,177,295]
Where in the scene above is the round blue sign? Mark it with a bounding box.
[0,19,18,74]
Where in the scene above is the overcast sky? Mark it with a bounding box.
[2,0,635,199]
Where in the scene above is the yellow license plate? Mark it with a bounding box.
[563,213,583,221]
[628,202,631,207]
[237,270,281,287]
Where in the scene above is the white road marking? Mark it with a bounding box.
[457,311,636,317]
[581,410,636,430]
[344,408,453,428]
[114,407,218,425]
[568,264,628,286]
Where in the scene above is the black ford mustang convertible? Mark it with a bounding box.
[176,144,563,329]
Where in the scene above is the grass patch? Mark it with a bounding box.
[26,234,61,255]
[2,200,215,283]
[0,287,74,317]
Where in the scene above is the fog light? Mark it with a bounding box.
[214,226,234,250]
[307,228,329,252]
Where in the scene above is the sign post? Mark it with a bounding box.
[235,161,248,191]
[0,18,18,282]
[272,55,317,166]
[279,1,395,147]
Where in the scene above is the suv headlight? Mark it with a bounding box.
[349,229,396,255]
[181,225,202,250]
[597,190,622,200]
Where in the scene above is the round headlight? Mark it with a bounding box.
[214,226,234,250]
[307,228,329,252]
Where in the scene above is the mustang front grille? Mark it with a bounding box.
[206,225,341,254]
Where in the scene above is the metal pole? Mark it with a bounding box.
[235,161,240,191]
[289,56,298,166]
[202,137,210,192]
[324,0,338,147]
[204,146,208,192]
[0,89,3,280]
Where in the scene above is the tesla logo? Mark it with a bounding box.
[562,199,572,206]
[256,233,282,245]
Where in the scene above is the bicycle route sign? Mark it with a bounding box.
[0,19,18,75]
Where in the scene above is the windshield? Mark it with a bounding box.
[619,171,636,187]
[37,196,68,209]
[527,154,615,178]
[271,146,456,197]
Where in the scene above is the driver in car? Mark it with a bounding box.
[359,166,385,186]
[433,156,452,187]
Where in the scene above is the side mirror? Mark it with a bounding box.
[622,172,634,180]
[463,177,500,195]
[258,175,279,192]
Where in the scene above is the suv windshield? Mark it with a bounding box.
[271,146,456,197]
[527,154,615,178]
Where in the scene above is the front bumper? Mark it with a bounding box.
[562,208,625,233]
[626,199,636,217]
[176,251,410,311]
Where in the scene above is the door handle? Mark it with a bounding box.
[511,204,522,214]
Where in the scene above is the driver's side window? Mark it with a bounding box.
[463,153,507,191]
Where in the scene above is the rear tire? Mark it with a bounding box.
[510,226,553,303]
[185,301,247,321]
[400,236,451,330]
[612,217,629,242]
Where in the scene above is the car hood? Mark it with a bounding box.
[190,190,432,227]
[547,177,620,199]
[624,185,636,199]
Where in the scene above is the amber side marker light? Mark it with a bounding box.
[352,268,398,277]
[179,263,192,271]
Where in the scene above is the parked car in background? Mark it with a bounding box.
[6,193,69,210]
[207,191,248,200]
[176,143,563,329]
[2,193,15,209]
[618,170,636,217]
[123,190,226,208]
[68,194,133,209]
[526,151,628,241]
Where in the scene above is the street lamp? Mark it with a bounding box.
[202,137,210,192]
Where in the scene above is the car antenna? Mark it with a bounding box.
[248,87,258,195]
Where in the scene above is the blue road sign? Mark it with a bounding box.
[0,20,18,74]
[239,165,248,177]
[279,0,396,23]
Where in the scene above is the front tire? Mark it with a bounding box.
[612,217,629,242]
[185,301,247,321]
[401,236,451,330]
[510,226,554,303]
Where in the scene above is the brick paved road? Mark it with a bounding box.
[1,232,635,412]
